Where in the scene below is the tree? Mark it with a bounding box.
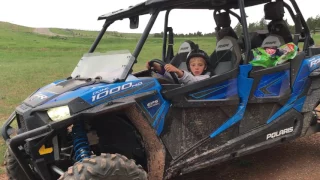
[196,31,203,36]
[307,17,317,34]
[234,23,242,36]
[258,18,267,30]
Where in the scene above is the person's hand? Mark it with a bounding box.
[164,64,179,73]
[147,61,163,74]
[146,61,151,69]
[164,64,184,78]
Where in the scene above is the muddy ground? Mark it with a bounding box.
[172,133,320,180]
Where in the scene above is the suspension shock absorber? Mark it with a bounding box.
[72,121,91,162]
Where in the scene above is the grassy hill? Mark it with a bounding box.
[50,28,142,38]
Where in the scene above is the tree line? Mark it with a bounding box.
[153,31,216,37]
[154,15,320,38]
[235,15,320,35]
[306,15,320,34]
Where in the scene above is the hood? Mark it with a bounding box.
[24,77,160,110]
[23,79,90,108]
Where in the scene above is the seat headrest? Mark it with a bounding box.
[217,27,238,41]
[208,36,242,75]
[261,34,285,48]
[249,32,264,49]
[216,37,234,52]
[215,36,241,64]
[170,40,197,71]
[177,40,197,54]
[264,1,284,21]
[214,11,231,28]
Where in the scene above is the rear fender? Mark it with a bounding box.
[301,76,320,136]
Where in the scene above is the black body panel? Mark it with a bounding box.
[161,105,238,159]
[166,109,304,176]
[291,52,306,85]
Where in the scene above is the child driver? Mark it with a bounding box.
[147,49,210,85]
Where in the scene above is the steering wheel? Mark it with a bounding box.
[148,59,180,84]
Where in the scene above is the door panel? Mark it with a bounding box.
[161,69,240,158]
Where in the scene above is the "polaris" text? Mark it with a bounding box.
[266,127,294,140]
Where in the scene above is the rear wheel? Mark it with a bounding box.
[4,148,26,180]
[59,153,147,180]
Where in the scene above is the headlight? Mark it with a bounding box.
[47,106,71,122]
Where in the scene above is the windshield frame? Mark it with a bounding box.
[86,10,160,83]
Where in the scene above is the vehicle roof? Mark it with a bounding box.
[98,0,271,21]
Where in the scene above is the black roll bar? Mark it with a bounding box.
[283,2,296,23]
[132,10,160,58]
[163,10,171,62]
[229,10,241,23]
[120,10,160,81]
[89,21,113,53]
[289,0,311,55]
[238,0,251,64]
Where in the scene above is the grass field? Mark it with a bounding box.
[0,21,320,173]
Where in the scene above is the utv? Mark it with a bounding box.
[2,0,320,179]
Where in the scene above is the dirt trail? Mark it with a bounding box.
[0,174,7,180]
[33,28,61,36]
[173,133,320,180]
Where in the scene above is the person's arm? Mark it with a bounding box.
[179,71,210,85]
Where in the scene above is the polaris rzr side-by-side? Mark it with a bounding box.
[3,0,320,179]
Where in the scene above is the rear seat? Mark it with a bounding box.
[169,40,197,71]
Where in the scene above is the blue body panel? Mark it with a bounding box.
[210,65,253,138]
[140,94,170,135]
[46,78,160,105]
[188,78,237,100]
[267,55,320,124]
[27,79,67,102]
[42,77,171,134]
[254,70,290,97]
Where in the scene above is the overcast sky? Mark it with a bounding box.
[0,0,318,34]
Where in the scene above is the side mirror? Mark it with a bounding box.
[129,16,139,29]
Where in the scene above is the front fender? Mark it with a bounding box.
[125,105,166,180]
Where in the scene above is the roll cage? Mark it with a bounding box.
[90,0,312,81]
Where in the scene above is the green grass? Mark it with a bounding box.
[1,21,320,173]
[50,28,143,39]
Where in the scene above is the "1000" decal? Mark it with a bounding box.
[91,81,143,102]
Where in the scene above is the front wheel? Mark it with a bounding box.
[4,148,26,180]
[59,153,147,180]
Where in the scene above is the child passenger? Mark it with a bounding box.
[147,49,210,85]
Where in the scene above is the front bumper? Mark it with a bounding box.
[2,113,73,180]
[2,100,137,180]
